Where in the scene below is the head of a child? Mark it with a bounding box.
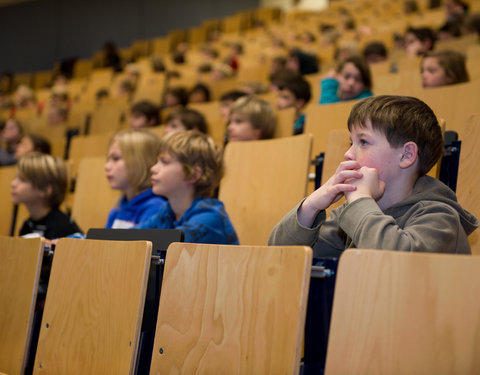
[362,41,389,64]
[336,56,372,100]
[11,152,67,209]
[47,105,69,125]
[405,27,436,56]
[421,50,469,88]
[164,86,189,108]
[15,133,51,159]
[152,130,222,199]
[227,96,276,142]
[347,95,443,181]
[219,90,249,120]
[188,83,211,103]
[276,76,312,113]
[1,118,23,146]
[130,100,160,129]
[165,108,208,135]
[105,130,160,198]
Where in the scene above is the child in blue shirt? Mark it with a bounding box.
[136,130,239,245]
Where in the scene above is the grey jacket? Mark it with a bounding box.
[269,176,478,257]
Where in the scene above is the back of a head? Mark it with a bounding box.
[220,90,249,103]
[160,130,222,198]
[17,152,68,208]
[289,49,320,75]
[348,95,443,176]
[29,133,52,154]
[229,96,276,139]
[110,129,161,193]
[362,41,389,63]
[424,50,470,84]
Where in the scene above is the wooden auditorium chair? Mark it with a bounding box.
[149,242,313,375]
[33,238,152,374]
[325,249,480,375]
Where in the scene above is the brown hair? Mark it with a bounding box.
[159,130,222,198]
[229,96,276,139]
[348,95,443,176]
[423,50,470,85]
[336,55,373,91]
[17,152,68,208]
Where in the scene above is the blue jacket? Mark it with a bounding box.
[106,189,166,228]
[135,197,239,245]
[319,78,373,104]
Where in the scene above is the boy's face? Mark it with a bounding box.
[15,136,34,159]
[344,121,403,185]
[276,89,299,111]
[165,118,187,135]
[150,152,189,199]
[130,112,149,129]
[337,63,365,100]
[104,141,131,192]
[227,113,261,142]
[11,175,45,206]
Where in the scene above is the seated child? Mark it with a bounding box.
[219,90,248,120]
[319,56,373,104]
[404,26,436,57]
[421,50,470,88]
[104,129,165,228]
[130,100,161,128]
[11,152,82,239]
[164,108,208,135]
[227,96,276,142]
[269,95,478,256]
[136,130,239,245]
[15,133,51,159]
[188,83,211,103]
[163,86,189,108]
[276,75,312,135]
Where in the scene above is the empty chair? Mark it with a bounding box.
[325,249,480,375]
[218,134,312,245]
[33,238,152,374]
[0,236,44,375]
[150,242,313,375]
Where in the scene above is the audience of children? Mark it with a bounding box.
[421,50,470,88]
[269,95,478,256]
[276,75,312,135]
[164,108,209,135]
[130,100,161,129]
[227,96,276,142]
[135,130,239,245]
[11,152,83,239]
[319,56,373,104]
[104,129,165,229]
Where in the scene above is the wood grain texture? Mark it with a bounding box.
[218,134,312,245]
[0,166,17,236]
[0,236,44,375]
[456,113,480,255]
[33,238,152,375]
[150,243,313,375]
[325,249,480,375]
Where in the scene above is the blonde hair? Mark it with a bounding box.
[159,130,222,198]
[17,152,68,208]
[109,129,161,194]
[229,96,276,139]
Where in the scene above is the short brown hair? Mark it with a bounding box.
[229,96,276,139]
[348,95,443,176]
[109,129,161,195]
[166,108,208,133]
[423,50,470,85]
[159,130,222,198]
[17,152,68,208]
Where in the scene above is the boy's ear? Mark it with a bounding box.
[187,166,203,184]
[399,142,418,169]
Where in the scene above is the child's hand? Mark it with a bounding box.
[345,166,385,203]
[298,161,362,227]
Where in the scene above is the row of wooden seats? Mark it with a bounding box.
[2,235,479,374]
